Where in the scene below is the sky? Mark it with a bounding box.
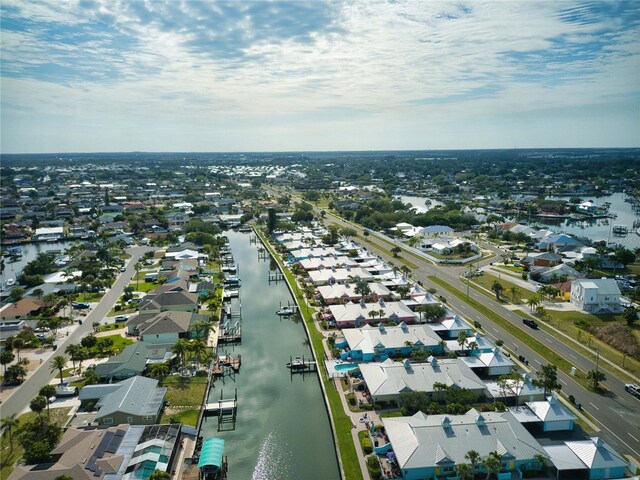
[1,0,639,153]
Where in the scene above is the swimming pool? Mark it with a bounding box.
[334,363,359,372]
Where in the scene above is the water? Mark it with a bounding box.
[1,239,83,287]
[540,192,640,249]
[200,231,339,480]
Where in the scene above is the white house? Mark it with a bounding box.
[570,279,623,314]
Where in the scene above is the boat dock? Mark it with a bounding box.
[612,224,629,235]
[204,389,238,431]
[218,319,241,344]
[287,355,318,374]
[213,352,241,376]
[268,270,285,282]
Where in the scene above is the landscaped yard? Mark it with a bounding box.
[97,321,127,333]
[161,374,208,408]
[128,280,157,293]
[470,272,529,304]
[108,304,137,316]
[72,291,104,302]
[159,408,199,427]
[0,407,72,480]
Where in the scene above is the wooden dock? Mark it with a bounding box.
[268,270,285,282]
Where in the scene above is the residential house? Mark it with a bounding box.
[298,255,359,271]
[570,279,623,314]
[382,409,548,480]
[308,267,375,286]
[0,298,44,321]
[509,395,575,432]
[544,437,628,480]
[328,299,417,328]
[317,282,391,305]
[537,234,584,252]
[78,376,166,426]
[461,348,515,376]
[137,290,199,314]
[127,311,208,344]
[95,342,174,381]
[360,357,486,405]
[523,252,563,267]
[338,323,443,361]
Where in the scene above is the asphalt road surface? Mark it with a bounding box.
[0,246,155,419]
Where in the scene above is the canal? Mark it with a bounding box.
[200,230,340,480]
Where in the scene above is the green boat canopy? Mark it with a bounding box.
[198,437,225,470]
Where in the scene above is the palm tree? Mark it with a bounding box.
[32,288,44,300]
[12,338,25,362]
[65,344,83,372]
[457,331,469,356]
[465,450,480,476]
[534,454,547,471]
[51,355,68,384]
[189,340,209,369]
[368,310,379,322]
[455,463,473,480]
[149,362,170,380]
[39,384,57,418]
[483,451,502,480]
[172,339,191,368]
[509,286,519,302]
[528,296,540,312]
[190,320,214,340]
[1,413,19,451]
[491,281,504,301]
[149,470,171,480]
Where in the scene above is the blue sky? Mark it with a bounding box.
[1,0,638,153]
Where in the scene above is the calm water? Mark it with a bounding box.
[200,231,339,480]
[542,192,640,249]
[1,239,82,288]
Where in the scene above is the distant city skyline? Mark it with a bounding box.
[1,0,639,153]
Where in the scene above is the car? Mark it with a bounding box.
[47,396,56,404]
[625,384,640,399]
[73,302,90,309]
[120,267,126,272]
[114,315,128,322]
[522,318,538,329]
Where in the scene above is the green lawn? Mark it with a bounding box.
[160,409,199,427]
[160,375,208,408]
[97,321,127,333]
[470,272,528,304]
[129,281,156,292]
[494,264,524,274]
[73,291,104,302]
[0,407,72,480]
[257,229,363,480]
[108,305,137,316]
[85,334,134,358]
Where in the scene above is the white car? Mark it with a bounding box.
[624,384,640,399]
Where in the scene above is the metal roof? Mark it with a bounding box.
[198,437,225,470]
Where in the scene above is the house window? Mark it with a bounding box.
[103,418,113,425]
[143,416,153,420]
[127,416,133,423]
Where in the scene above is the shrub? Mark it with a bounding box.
[361,437,372,454]
[114,304,122,312]
[195,370,207,377]
[321,320,328,330]
[331,347,340,359]
[327,336,336,347]
[347,393,356,406]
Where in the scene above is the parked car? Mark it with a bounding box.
[114,315,128,322]
[522,318,538,329]
[624,384,640,399]
[73,302,90,309]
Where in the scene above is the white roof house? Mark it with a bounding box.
[570,278,623,314]
[289,247,341,260]
[317,282,391,305]
[328,300,417,327]
[485,373,545,405]
[544,437,628,480]
[298,256,359,271]
[462,348,515,376]
[342,323,442,358]
[428,315,473,339]
[308,267,375,286]
[382,409,548,479]
[526,395,576,431]
[360,357,486,404]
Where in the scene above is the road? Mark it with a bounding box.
[0,246,154,419]
[267,187,640,459]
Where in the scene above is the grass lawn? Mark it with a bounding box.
[128,281,156,293]
[379,410,404,418]
[161,375,208,408]
[470,272,528,304]
[494,264,524,274]
[160,409,199,427]
[108,305,137,316]
[357,430,370,456]
[428,276,593,390]
[85,334,134,358]
[97,321,127,333]
[427,250,478,261]
[257,229,363,480]
[73,291,104,302]
[0,407,72,480]
[627,262,640,275]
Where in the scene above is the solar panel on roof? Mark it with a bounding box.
[93,432,113,460]
[106,433,124,454]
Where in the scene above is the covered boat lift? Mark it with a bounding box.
[197,437,227,479]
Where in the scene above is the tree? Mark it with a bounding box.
[534,454,547,471]
[267,208,278,234]
[9,287,25,302]
[613,247,635,266]
[65,344,84,372]
[465,450,480,475]
[12,337,25,362]
[1,413,19,450]
[0,349,15,373]
[172,339,191,368]
[391,246,401,257]
[189,339,209,368]
[587,369,606,390]
[354,280,371,300]
[455,463,473,480]
[51,355,68,384]
[54,475,75,480]
[457,330,469,356]
[30,395,48,415]
[533,363,561,396]
[81,334,98,349]
[149,362,170,380]
[623,306,637,327]
[82,367,100,385]
[39,384,57,418]
[4,364,27,384]
[482,451,503,480]
[368,310,379,322]
[149,471,171,480]
[17,413,62,463]
[418,304,447,323]
[528,296,540,312]
[32,288,44,300]
[491,281,504,301]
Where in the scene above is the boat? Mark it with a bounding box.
[287,356,306,369]
[222,289,239,299]
[224,276,241,286]
[6,279,15,287]
[276,306,296,316]
[6,247,22,258]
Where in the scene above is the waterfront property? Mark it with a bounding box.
[308,266,375,285]
[328,299,418,327]
[317,281,392,305]
[78,376,166,426]
[382,409,548,480]
[359,357,486,405]
[126,311,209,343]
[95,341,174,380]
[337,322,444,361]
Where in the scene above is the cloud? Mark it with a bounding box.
[1,0,639,152]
